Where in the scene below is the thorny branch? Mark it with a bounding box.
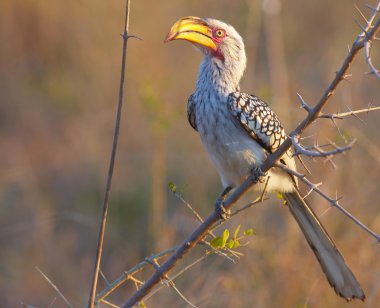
[88,1,134,307]
[275,162,380,242]
[122,4,380,307]
[291,135,356,158]
[263,14,380,172]
[96,188,261,303]
[172,188,257,259]
[143,255,208,305]
[364,41,380,79]
[100,299,119,308]
[96,246,178,304]
[319,105,380,120]
[147,257,199,308]
[362,3,380,80]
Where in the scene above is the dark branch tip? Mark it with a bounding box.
[127,34,143,40]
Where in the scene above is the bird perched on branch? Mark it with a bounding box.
[165,16,364,301]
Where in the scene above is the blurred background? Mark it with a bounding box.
[1,0,379,307]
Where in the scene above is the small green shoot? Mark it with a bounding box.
[168,181,177,193]
[244,228,254,236]
[211,229,229,249]
[211,225,255,251]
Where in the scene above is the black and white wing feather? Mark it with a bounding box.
[228,92,287,154]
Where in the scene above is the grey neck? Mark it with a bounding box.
[195,57,241,99]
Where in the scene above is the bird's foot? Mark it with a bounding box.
[214,186,233,220]
[251,166,267,183]
[215,197,231,220]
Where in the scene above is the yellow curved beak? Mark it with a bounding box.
[164,16,217,51]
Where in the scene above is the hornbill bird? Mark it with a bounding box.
[165,16,365,301]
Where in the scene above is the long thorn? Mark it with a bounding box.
[35,267,73,308]
[354,4,369,24]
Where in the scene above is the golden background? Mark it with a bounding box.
[0,0,379,307]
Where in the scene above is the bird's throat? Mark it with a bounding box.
[196,57,241,98]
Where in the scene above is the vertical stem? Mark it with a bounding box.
[88,1,131,307]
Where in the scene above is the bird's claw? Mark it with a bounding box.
[251,166,267,183]
[215,198,230,220]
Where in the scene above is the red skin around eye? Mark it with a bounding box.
[211,29,226,61]
[212,28,226,43]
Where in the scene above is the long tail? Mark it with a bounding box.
[284,190,365,301]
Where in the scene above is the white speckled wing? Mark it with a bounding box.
[228,92,287,154]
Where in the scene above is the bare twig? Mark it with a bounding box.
[96,246,178,303]
[202,240,237,262]
[363,2,380,80]
[88,1,133,307]
[100,299,120,308]
[47,298,57,308]
[320,105,380,120]
[165,279,199,308]
[35,266,73,308]
[230,197,268,217]
[173,190,247,259]
[291,135,355,157]
[361,2,380,34]
[100,269,111,286]
[366,4,380,14]
[146,257,199,307]
[275,162,380,242]
[303,181,323,199]
[125,274,144,286]
[144,255,208,303]
[297,155,313,175]
[262,16,380,175]
[297,93,312,113]
[355,3,369,24]
[173,190,205,224]
[97,186,253,305]
[219,177,270,220]
[364,40,380,80]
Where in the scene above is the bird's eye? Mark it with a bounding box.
[214,28,226,38]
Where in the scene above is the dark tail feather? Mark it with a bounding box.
[284,190,365,301]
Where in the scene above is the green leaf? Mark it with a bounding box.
[244,229,254,236]
[168,181,177,193]
[211,236,224,248]
[233,239,240,248]
[228,239,240,249]
[227,239,234,249]
[221,229,230,247]
[139,301,147,308]
[234,224,241,239]
[277,193,283,200]
[211,229,230,249]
